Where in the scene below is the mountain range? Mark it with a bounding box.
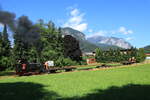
[87,36,132,49]
[61,27,132,52]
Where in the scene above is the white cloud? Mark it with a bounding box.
[126,37,134,41]
[70,8,79,16]
[118,26,133,35]
[87,26,134,38]
[63,7,133,38]
[0,23,4,31]
[0,23,4,27]
[86,30,107,38]
[88,29,93,33]
[127,30,133,34]
[63,8,88,32]
[73,23,87,32]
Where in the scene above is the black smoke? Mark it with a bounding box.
[0,10,16,31]
[15,16,40,46]
[0,10,40,44]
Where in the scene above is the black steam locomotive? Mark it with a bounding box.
[15,59,45,76]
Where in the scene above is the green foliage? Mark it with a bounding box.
[0,24,12,68]
[0,32,3,57]
[63,35,82,62]
[0,56,12,68]
[1,24,11,56]
[41,49,60,62]
[28,46,39,62]
[136,48,146,63]
[55,57,78,67]
[95,47,142,63]
[95,48,103,62]
[13,16,41,63]
[79,59,87,65]
[36,21,64,63]
[1,18,83,69]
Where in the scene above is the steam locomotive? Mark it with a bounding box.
[15,59,45,76]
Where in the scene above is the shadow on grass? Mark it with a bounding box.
[0,82,59,100]
[1,83,150,100]
[60,84,150,100]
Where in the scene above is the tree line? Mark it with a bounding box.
[95,47,146,63]
[0,16,82,70]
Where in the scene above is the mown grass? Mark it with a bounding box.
[0,63,150,100]
[0,70,15,76]
[76,63,122,70]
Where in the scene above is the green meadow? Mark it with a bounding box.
[0,63,150,100]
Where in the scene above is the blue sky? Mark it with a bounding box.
[0,0,150,48]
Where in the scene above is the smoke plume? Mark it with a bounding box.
[0,10,16,31]
[16,16,40,46]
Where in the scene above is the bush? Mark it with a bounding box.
[55,57,78,67]
[136,48,146,63]
[79,59,87,65]
[0,57,12,67]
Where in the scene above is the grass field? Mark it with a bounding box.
[0,63,150,100]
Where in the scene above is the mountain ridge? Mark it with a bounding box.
[61,27,131,52]
[87,35,132,49]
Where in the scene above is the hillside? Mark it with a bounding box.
[144,45,150,50]
[144,45,150,53]
[61,27,86,41]
[61,27,121,52]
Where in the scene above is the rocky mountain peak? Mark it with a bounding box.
[87,36,132,49]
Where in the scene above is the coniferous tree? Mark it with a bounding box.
[95,48,103,62]
[13,16,40,63]
[36,21,64,63]
[63,35,82,62]
[130,47,137,57]
[115,49,121,62]
[0,24,12,68]
[0,32,3,57]
[136,48,146,63]
[108,48,114,62]
[2,24,11,56]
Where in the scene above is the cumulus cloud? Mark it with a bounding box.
[70,8,79,16]
[87,26,134,38]
[86,30,107,38]
[63,8,88,32]
[126,37,134,41]
[88,29,93,33]
[63,6,133,40]
[118,26,133,35]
